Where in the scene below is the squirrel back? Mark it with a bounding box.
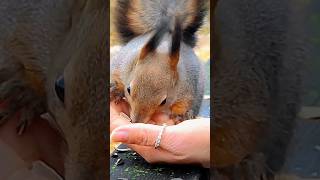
[115,0,207,47]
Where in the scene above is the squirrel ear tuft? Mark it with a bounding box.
[138,18,169,62]
[169,18,182,71]
[139,43,151,60]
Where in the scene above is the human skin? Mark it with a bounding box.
[110,101,210,168]
[0,105,64,176]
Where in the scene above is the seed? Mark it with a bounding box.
[111,152,118,158]
[120,112,132,122]
[131,152,137,156]
[115,146,132,152]
[115,158,124,166]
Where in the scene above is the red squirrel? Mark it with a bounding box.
[110,0,207,124]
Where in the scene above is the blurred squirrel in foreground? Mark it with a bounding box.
[110,0,207,124]
[213,0,306,179]
[0,0,108,179]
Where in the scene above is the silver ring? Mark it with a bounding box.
[154,123,167,149]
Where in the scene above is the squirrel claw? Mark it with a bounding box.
[113,97,124,105]
[16,104,40,135]
[110,91,124,104]
[0,106,16,126]
[169,114,183,124]
[17,120,27,135]
[16,107,32,135]
[169,110,195,124]
[0,80,45,134]
[0,107,30,135]
[110,81,125,104]
[0,110,10,126]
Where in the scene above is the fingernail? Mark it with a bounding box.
[111,130,129,142]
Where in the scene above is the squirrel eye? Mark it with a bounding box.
[160,98,166,106]
[55,75,65,103]
[127,86,131,95]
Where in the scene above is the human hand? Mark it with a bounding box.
[110,101,175,131]
[110,118,210,168]
[110,101,131,132]
[0,106,64,176]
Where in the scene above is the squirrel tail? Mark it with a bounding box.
[114,0,208,47]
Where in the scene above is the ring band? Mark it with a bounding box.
[155,123,167,149]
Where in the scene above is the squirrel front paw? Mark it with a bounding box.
[110,82,125,104]
[17,99,44,134]
[0,79,45,135]
[110,73,125,104]
[169,110,195,124]
[0,101,44,135]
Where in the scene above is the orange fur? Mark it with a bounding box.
[111,71,125,92]
[169,52,180,71]
[170,100,190,115]
[139,45,150,61]
[24,71,45,96]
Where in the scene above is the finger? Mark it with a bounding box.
[118,101,130,115]
[110,123,173,149]
[110,100,130,115]
[110,117,130,132]
[110,105,131,132]
[128,144,196,165]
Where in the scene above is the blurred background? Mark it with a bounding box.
[275,1,320,179]
[304,0,320,107]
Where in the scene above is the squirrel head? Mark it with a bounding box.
[125,19,182,123]
[125,51,178,123]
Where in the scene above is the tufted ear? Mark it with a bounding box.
[169,18,182,71]
[138,19,168,62]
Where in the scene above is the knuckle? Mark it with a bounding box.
[136,128,150,145]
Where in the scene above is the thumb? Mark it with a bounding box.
[110,123,170,147]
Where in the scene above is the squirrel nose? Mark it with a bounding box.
[130,112,146,123]
[130,113,139,123]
